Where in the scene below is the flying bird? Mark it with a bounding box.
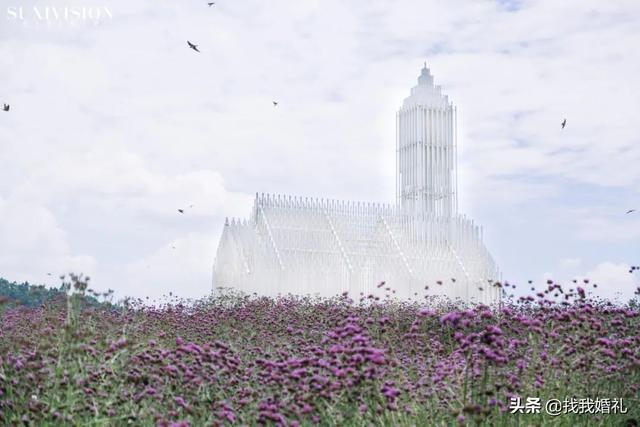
[3,104,9,112]
[626,209,636,214]
[208,2,215,5]
[178,209,184,214]
[187,41,200,52]
[47,273,52,276]
[561,119,566,129]
[272,101,278,107]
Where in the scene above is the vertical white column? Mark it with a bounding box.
[436,109,442,217]
[452,107,455,215]
[426,108,433,217]
[444,108,448,217]
[447,108,451,217]
[431,108,435,217]
[411,105,420,241]
[416,107,419,222]
[406,108,410,222]
[418,106,423,240]
[405,108,413,214]
[403,109,406,213]
[396,112,399,208]
[454,107,458,215]
[442,109,446,218]
[430,108,434,216]
[436,109,441,217]
[422,107,426,238]
[451,107,455,215]
[398,110,405,208]
[438,109,442,217]
[419,106,423,216]
[408,107,411,216]
[402,109,411,211]
[403,109,407,218]
[414,106,418,237]
[426,108,430,216]
[428,108,433,217]
[449,108,451,217]
[398,110,406,208]
[444,108,448,215]
[446,108,449,215]
[406,108,409,215]
[401,111,405,212]
[405,109,413,221]
[413,106,417,225]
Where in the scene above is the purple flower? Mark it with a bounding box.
[174,396,188,409]
[381,384,401,403]
[290,368,306,379]
[440,311,462,327]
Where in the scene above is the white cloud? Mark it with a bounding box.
[0,195,97,285]
[568,207,640,243]
[582,262,636,303]
[559,257,582,270]
[120,233,218,302]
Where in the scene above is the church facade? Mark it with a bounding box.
[213,66,500,303]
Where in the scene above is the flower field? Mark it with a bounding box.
[1,275,639,426]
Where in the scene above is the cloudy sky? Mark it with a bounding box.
[1,0,639,302]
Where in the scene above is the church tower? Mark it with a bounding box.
[213,64,500,303]
[396,64,458,226]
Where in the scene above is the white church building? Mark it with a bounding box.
[213,65,500,303]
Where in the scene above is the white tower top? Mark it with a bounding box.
[396,64,458,221]
[402,63,451,109]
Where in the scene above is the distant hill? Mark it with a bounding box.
[0,277,108,308]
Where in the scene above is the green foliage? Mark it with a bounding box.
[0,276,113,310]
[0,278,66,308]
